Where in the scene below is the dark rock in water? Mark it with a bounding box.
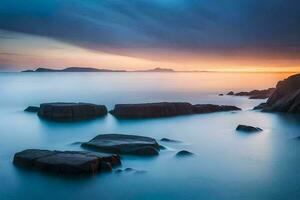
[160,138,181,143]
[115,168,146,174]
[249,95,269,99]
[110,102,194,119]
[236,125,263,132]
[192,104,241,114]
[110,102,241,119]
[176,150,194,157]
[13,149,121,175]
[218,94,224,96]
[253,103,267,110]
[38,102,107,121]
[259,73,300,113]
[24,106,40,112]
[81,134,160,156]
[228,88,275,99]
[159,145,166,150]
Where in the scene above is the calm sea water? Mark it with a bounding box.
[1,72,300,200]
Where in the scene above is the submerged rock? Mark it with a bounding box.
[24,106,40,112]
[81,134,160,156]
[160,138,181,143]
[259,73,300,113]
[110,102,194,118]
[176,150,194,157]
[192,104,241,114]
[38,102,107,121]
[236,125,263,133]
[13,149,121,175]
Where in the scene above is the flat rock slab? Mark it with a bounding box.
[236,125,263,133]
[192,104,241,114]
[110,102,193,119]
[24,106,40,112]
[13,149,120,174]
[38,102,107,121]
[110,102,240,119]
[82,134,160,156]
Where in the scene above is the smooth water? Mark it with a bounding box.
[1,72,300,200]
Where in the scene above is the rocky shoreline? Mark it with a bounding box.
[16,72,300,176]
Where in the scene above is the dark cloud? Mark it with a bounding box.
[0,0,300,58]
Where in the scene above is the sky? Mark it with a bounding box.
[0,0,300,72]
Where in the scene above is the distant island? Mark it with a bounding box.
[21,67,176,73]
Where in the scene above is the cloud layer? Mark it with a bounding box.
[0,0,300,67]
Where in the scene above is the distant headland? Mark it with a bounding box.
[21,67,177,73]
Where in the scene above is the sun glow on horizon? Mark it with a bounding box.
[0,31,300,73]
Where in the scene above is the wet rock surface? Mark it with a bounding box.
[13,149,121,175]
[81,134,160,156]
[236,125,263,133]
[38,102,107,121]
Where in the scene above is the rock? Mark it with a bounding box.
[38,102,107,121]
[24,106,40,112]
[236,125,263,132]
[192,104,241,114]
[115,168,146,174]
[13,149,121,175]
[110,102,194,118]
[227,91,234,95]
[81,134,160,156]
[218,94,224,96]
[253,103,267,110]
[259,73,300,113]
[110,102,241,119]
[229,88,275,99]
[160,138,181,143]
[159,145,166,150]
[249,95,269,99]
[176,150,194,157]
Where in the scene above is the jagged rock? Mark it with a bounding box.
[227,91,234,95]
[260,73,300,113]
[236,125,263,132]
[176,150,194,157]
[38,102,107,121]
[13,149,120,175]
[192,104,241,114]
[81,134,160,156]
[24,106,40,112]
[110,102,194,118]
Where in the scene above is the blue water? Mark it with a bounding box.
[1,72,300,200]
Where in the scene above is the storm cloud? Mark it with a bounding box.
[0,0,300,59]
